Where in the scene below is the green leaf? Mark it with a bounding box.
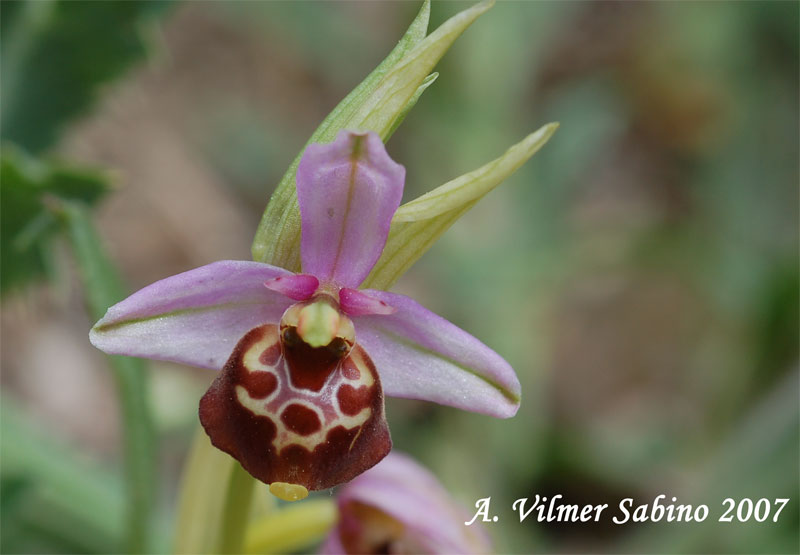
[251,0,494,271]
[0,147,110,295]
[363,122,559,290]
[0,0,171,153]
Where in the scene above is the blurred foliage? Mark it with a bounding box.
[58,200,159,553]
[0,147,109,295]
[1,0,171,153]
[1,1,170,553]
[1,1,797,554]
[374,1,798,553]
[1,396,126,554]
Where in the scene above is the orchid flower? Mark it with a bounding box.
[90,130,521,495]
[321,452,491,554]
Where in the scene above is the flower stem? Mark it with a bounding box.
[174,427,258,554]
[244,499,337,554]
[217,463,256,554]
[58,200,156,553]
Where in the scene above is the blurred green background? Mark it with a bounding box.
[2,1,798,553]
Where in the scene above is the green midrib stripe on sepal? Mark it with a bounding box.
[91,301,266,334]
[373,327,521,408]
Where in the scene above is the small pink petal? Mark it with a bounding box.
[297,130,405,288]
[339,288,396,316]
[263,274,319,301]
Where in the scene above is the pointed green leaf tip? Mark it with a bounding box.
[348,0,494,135]
[251,0,493,270]
[386,72,438,140]
[363,122,560,290]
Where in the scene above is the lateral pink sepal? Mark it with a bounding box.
[264,274,319,301]
[339,288,397,316]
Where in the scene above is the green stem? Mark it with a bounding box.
[174,427,258,554]
[58,200,156,553]
[244,499,337,554]
[217,463,256,554]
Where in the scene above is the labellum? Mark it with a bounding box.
[200,295,391,491]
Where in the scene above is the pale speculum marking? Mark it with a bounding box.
[236,327,375,453]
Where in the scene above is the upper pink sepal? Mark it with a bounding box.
[263,274,319,301]
[339,287,396,316]
[296,130,405,288]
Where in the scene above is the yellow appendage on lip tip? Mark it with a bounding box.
[269,482,309,502]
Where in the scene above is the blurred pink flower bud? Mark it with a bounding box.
[322,452,492,554]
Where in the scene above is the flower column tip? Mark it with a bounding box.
[295,299,342,348]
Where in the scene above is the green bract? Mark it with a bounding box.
[251,0,528,274]
[365,123,560,290]
[251,0,432,269]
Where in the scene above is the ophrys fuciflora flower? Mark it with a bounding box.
[91,130,522,496]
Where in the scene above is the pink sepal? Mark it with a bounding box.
[339,288,396,316]
[263,274,319,301]
[297,130,405,288]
